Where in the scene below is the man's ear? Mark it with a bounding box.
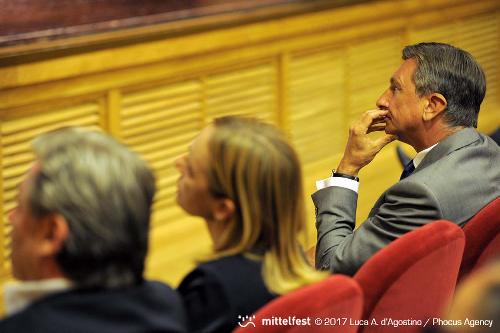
[38,213,69,257]
[213,198,235,223]
[423,93,447,121]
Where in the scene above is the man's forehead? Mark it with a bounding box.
[392,59,417,84]
[19,161,41,192]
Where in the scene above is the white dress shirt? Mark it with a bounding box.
[3,278,73,317]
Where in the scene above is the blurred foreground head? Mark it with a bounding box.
[445,260,500,333]
[10,127,156,289]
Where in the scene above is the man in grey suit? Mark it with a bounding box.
[313,42,500,275]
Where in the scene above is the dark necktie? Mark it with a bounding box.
[400,160,415,180]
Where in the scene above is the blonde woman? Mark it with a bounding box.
[175,116,324,333]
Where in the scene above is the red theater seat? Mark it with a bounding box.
[233,275,363,333]
[354,220,465,333]
[459,197,500,281]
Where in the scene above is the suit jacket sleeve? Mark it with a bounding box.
[313,180,442,275]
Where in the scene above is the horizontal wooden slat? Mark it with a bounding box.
[206,95,274,116]
[122,113,201,139]
[205,63,277,123]
[2,163,31,183]
[122,81,201,107]
[205,65,274,86]
[124,122,199,147]
[289,49,347,165]
[408,22,456,45]
[2,104,99,134]
[122,101,201,128]
[457,13,499,111]
[2,114,100,150]
[130,131,197,157]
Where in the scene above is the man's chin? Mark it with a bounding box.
[384,124,396,135]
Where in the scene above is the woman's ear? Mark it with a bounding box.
[213,198,235,223]
[38,213,69,257]
[423,93,447,121]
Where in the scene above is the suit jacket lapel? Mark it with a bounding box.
[368,128,481,218]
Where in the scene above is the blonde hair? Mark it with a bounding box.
[206,116,325,294]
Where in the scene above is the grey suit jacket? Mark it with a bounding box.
[313,128,500,276]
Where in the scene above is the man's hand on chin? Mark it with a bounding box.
[337,109,397,176]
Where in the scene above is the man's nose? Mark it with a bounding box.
[376,89,390,110]
[8,208,16,223]
[174,154,186,172]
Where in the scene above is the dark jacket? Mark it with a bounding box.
[178,254,276,333]
[0,280,187,333]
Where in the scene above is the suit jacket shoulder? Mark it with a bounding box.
[0,281,187,333]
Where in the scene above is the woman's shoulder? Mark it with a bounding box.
[177,254,275,333]
[178,253,275,305]
[180,254,261,287]
[199,254,260,272]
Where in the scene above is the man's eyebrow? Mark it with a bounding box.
[390,77,401,87]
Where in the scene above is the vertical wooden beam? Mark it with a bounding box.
[342,45,351,139]
[200,77,208,128]
[106,89,122,139]
[276,52,291,134]
[0,126,4,281]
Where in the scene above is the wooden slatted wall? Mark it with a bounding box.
[0,1,499,296]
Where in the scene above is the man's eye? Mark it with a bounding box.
[186,165,194,177]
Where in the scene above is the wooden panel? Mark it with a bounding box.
[347,36,403,120]
[289,48,346,165]
[457,13,499,112]
[0,102,101,277]
[121,80,203,227]
[407,21,457,46]
[204,63,278,124]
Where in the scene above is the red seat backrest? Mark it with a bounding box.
[460,197,500,281]
[233,274,363,333]
[354,220,465,333]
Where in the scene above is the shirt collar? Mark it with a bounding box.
[4,278,73,317]
[413,143,438,168]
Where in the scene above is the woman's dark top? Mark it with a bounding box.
[178,254,276,332]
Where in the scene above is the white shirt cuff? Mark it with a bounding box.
[315,176,359,193]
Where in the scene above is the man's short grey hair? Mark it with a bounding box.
[403,42,486,128]
[29,127,156,289]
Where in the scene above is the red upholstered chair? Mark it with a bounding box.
[354,220,465,333]
[233,275,363,333]
[459,197,500,281]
